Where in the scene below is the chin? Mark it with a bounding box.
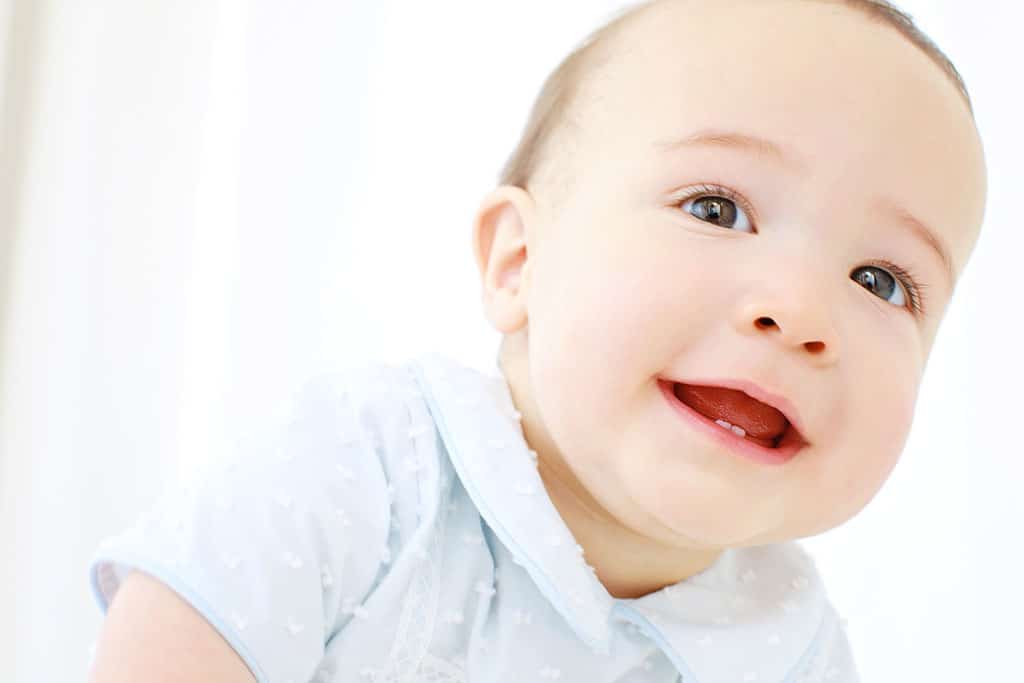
[641,497,781,549]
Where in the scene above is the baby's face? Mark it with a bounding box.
[485,0,986,551]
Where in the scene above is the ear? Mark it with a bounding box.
[471,185,536,334]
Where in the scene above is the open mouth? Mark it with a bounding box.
[671,381,795,449]
[658,379,808,464]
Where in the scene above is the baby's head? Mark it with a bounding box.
[471,0,986,586]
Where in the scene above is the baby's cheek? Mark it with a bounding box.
[850,333,923,451]
[873,365,920,455]
[834,371,920,519]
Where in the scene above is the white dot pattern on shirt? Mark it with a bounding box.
[515,482,539,496]
[403,454,425,474]
[341,597,370,621]
[408,423,432,439]
[107,373,408,683]
[297,354,853,683]
[231,612,248,632]
[282,551,303,569]
[283,615,304,636]
[539,665,562,679]
[443,609,465,625]
[512,608,534,626]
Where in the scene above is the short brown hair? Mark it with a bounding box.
[498,0,974,207]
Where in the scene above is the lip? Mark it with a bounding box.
[657,379,807,466]
[660,375,810,445]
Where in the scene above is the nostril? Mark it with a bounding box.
[754,317,828,354]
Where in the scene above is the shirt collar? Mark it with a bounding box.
[410,352,830,680]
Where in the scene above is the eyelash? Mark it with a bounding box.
[674,183,929,317]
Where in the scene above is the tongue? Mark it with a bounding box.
[673,383,789,443]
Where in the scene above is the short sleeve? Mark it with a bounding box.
[88,375,392,683]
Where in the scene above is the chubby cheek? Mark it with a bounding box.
[527,208,715,365]
[526,274,639,449]
[525,236,668,468]
[799,363,921,535]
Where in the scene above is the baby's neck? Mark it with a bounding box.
[535,454,723,600]
[499,341,724,599]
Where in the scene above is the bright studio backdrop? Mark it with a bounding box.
[0,1,1019,681]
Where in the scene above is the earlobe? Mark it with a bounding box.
[471,185,535,334]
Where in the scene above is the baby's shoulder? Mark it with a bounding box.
[89,359,437,683]
[289,358,424,428]
[288,357,435,469]
[280,357,444,539]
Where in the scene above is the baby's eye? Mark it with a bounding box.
[681,194,754,233]
[676,186,924,316]
[851,265,908,308]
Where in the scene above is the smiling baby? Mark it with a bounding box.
[88,1,987,681]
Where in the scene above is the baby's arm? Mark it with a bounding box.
[87,570,256,682]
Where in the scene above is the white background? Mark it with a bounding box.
[0,1,1020,680]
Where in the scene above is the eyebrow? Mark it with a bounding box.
[654,128,957,288]
[655,129,803,170]
[871,198,957,288]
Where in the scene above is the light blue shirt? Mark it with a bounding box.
[89,352,859,682]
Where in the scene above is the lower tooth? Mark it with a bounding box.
[713,419,747,438]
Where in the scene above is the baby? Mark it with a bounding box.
[86,0,987,682]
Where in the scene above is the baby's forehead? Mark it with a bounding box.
[529,1,981,240]
[568,31,977,259]
[581,0,965,113]
[574,7,971,156]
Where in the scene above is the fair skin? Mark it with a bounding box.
[473,0,986,600]
[87,6,988,680]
